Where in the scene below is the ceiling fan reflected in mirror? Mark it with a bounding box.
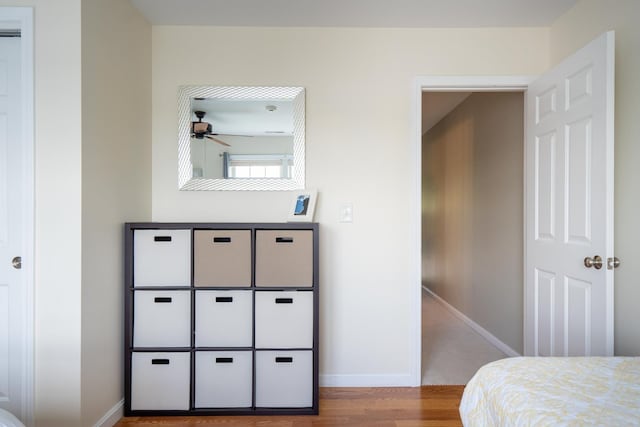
[190,110,253,147]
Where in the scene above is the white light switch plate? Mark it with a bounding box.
[339,203,353,223]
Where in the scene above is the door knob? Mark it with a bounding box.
[607,257,620,270]
[12,256,22,269]
[584,255,603,269]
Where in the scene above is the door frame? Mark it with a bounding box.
[0,7,34,425]
[411,76,534,386]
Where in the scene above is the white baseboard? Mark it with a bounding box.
[320,374,414,387]
[423,287,521,357]
[93,399,123,427]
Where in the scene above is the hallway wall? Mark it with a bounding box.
[422,92,524,354]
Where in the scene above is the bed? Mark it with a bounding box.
[459,357,640,426]
[0,409,24,427]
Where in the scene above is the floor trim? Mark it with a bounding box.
[423,287,521,357]
[94,399,123,427]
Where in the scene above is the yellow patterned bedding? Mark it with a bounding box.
[459,357,640,426]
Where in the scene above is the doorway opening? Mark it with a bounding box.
[415,34,615,385]
[412,77,532,386]
[420,90,524,384]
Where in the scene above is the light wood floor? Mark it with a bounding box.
[115,386,465,426]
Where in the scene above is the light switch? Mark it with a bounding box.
[339,203,353,223]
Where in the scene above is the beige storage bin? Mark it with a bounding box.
[194,230,252,287]
[255,230,313,287]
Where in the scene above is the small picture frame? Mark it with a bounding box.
[287,189,318,222]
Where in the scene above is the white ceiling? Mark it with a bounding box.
[192,98,294,136]
[130,0,578,27]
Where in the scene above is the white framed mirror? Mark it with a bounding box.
[178,86,305,191]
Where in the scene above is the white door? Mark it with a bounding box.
[525,32,615,357]
[0,35,25,416]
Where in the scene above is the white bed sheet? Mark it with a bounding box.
[0,409,24,427]
[459,357,640,426]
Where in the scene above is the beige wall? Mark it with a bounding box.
[81,0,151,425]
[0,1,150,425]
[422,92,524,353]
[33,2,82,424]
[152,26,548,383]
[550,0,640,356]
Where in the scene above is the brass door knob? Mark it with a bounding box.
[584,255,603,269]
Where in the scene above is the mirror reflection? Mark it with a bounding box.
[178,86,305,191]
[190,99,294,179]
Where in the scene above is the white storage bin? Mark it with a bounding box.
[255,291,313,349]
[195,351,253,408]
[134,229,191,287]
[255,350,313,408]
[131,352,190,411]
[195,290,253,347]
[133,290,191,348]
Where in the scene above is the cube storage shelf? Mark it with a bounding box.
[124,222,319,416]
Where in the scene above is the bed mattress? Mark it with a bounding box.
[0,409,24,427]
[459,357,640,426]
